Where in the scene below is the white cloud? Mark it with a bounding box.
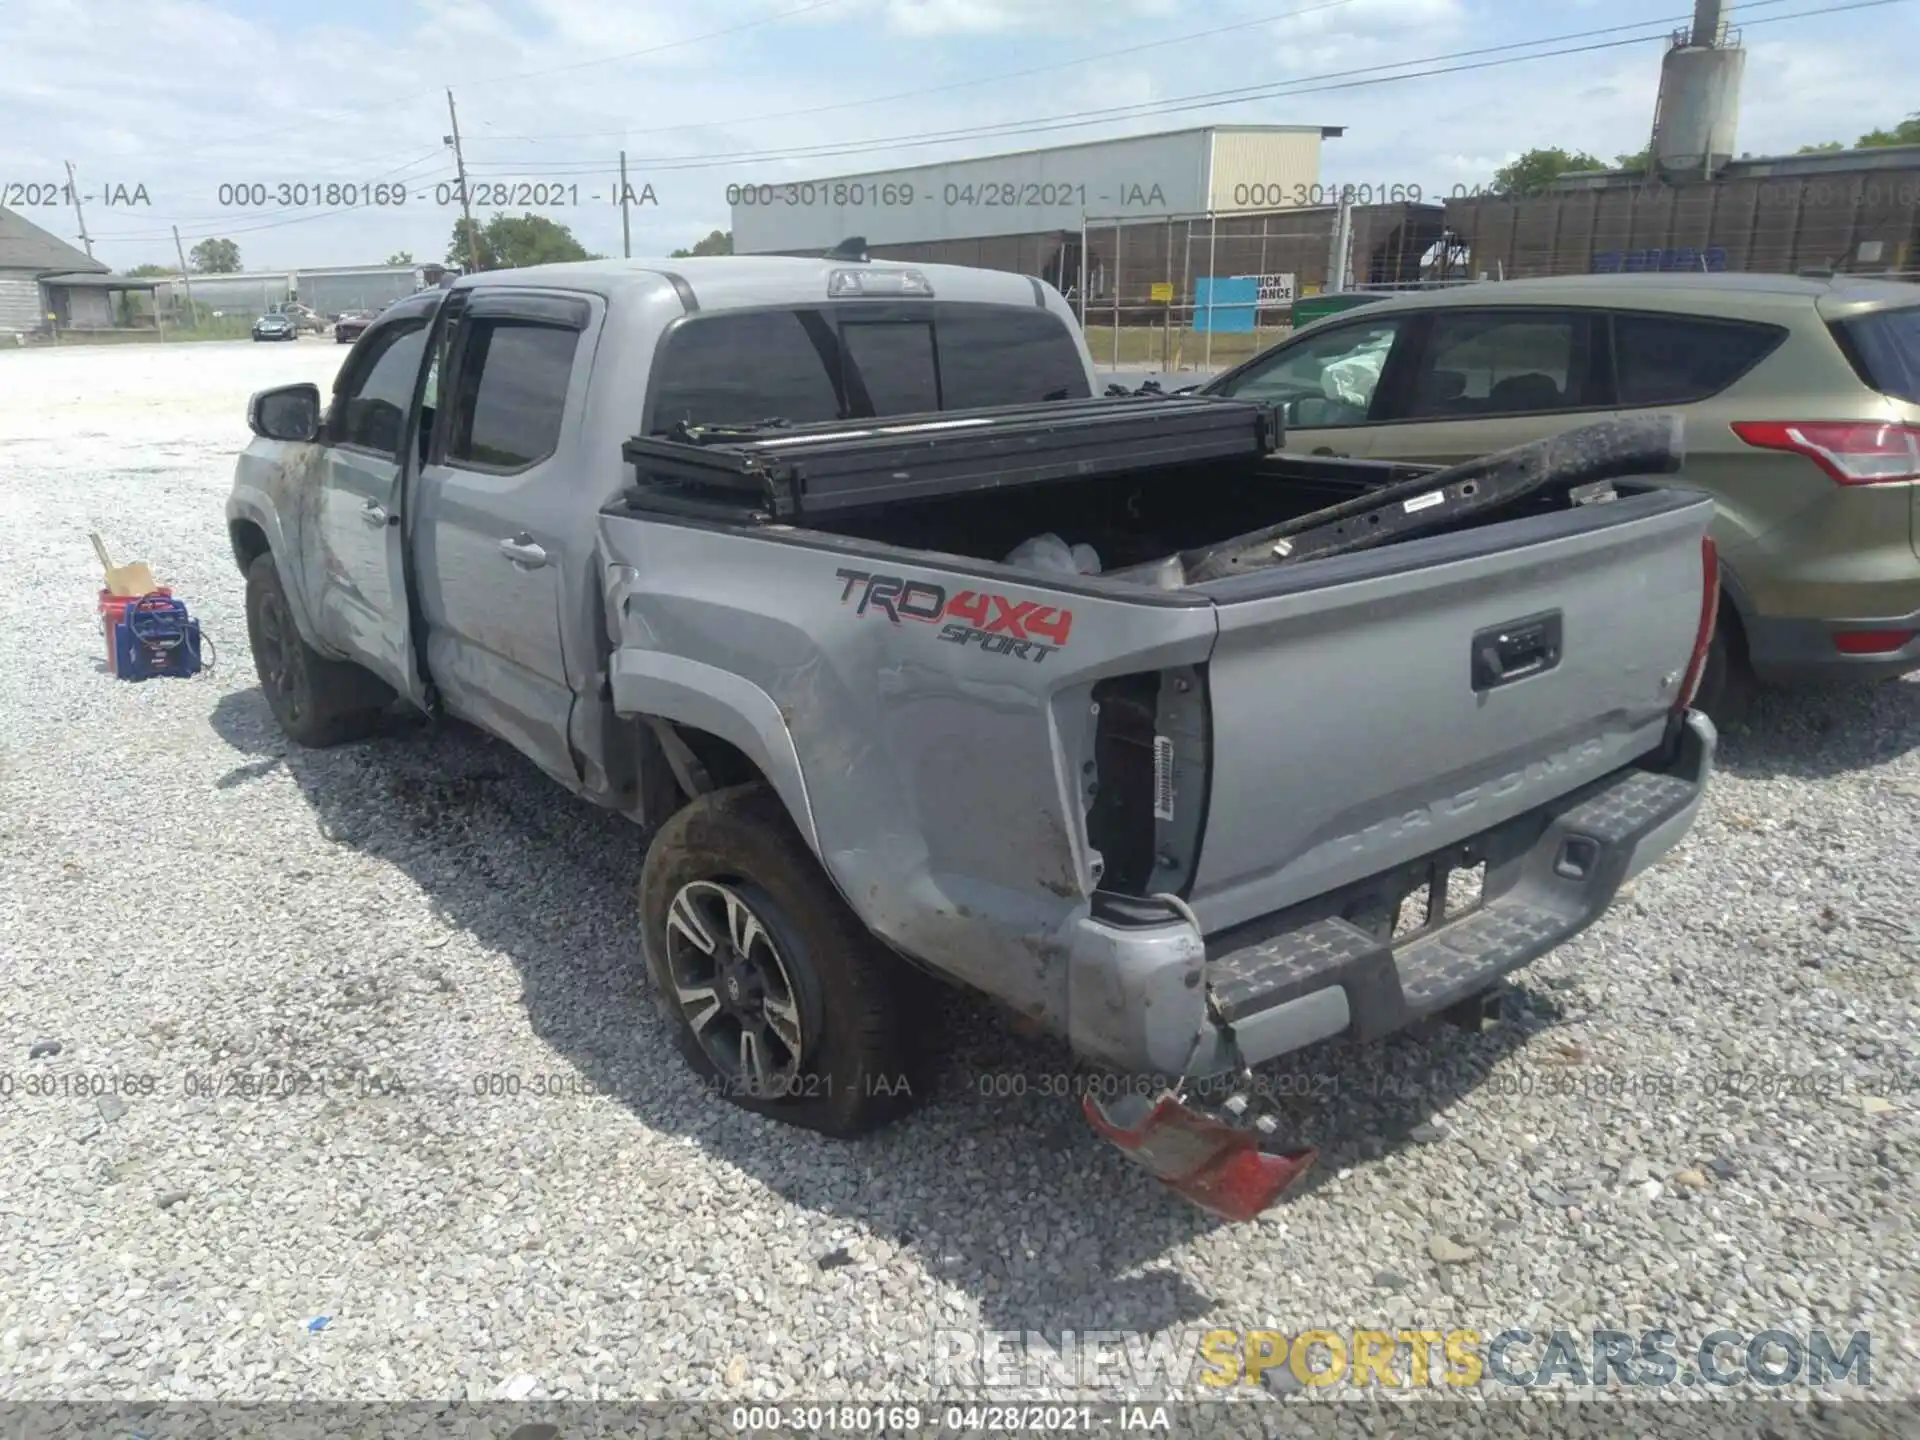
[0,0,1910,270]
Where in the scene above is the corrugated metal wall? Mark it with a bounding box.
[0,273,43,333]
[300,271,420,314]
[1440,169,1920,279]
[1207,130,1325,213]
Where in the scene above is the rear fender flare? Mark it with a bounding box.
[608,650,821,858]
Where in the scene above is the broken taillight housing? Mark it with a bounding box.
[1675,534,1720,714]
[1730,420,1920,484]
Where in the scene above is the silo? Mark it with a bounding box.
[1652,0,1745,178]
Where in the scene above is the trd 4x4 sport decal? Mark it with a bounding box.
[834,567,1074,665]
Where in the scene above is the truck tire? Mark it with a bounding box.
[639,783,921,1138]
[244,552,394,747]
[1692,613,1755,731]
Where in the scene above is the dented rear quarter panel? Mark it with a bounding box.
[599,515,1217,1019]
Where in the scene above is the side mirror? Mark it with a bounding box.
[248,383,321,442]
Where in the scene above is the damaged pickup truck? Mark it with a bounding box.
[228,255,1719,1219]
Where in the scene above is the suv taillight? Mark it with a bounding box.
[1730,420,1920,484]
[1676,535,1719,714]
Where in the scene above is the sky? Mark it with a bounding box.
[0,0,1914,273]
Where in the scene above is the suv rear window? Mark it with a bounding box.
[1610,313,1783,405]
[648,303,1089,432]
[1836,306,1920,403]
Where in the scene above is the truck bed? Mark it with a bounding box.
[597,399,1717,1078]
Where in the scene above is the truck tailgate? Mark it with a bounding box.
[1187,487,1715,933]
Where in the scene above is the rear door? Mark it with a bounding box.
[1206,313,1412,458]
[1364,306,1610,465]
[415,289,593,783]
[311,295,438,693]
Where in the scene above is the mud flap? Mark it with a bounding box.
[1082,1091,1317,1222]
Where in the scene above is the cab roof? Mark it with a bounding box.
[454,254,1053,311]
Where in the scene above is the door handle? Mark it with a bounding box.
[499,535,549,568]
[1471,611,1564,693]
[360,500,389,527]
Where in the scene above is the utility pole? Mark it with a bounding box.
[64,162,93,258]
[445,89,482,273]
[172,226,196,325]
[619,150,632,259]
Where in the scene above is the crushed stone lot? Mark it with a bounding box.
[0,340,1916,1412]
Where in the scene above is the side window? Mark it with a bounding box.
[936,308,1091,408]
[445,319,580,470]
[650,311,842,432]
[1612,313,1786,405]
[1218,318,1401,429]
[334,320,429,456]
[1404,310,1596,419]
[841,321,938,416]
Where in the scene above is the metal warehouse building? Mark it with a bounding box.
[151,262,439,318]
[729,124,1445,342]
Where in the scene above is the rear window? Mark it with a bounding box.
[651,310,842,432]
[446,319,580,469]
[647,303,1089,432]
[1836,306,1920,404]
[935,307,1090,408]
[841,320,939,415]
[1610,313,1784,406]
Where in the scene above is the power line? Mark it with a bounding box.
[459,0,1875,176]
[91,152,454,243]
[466,0,1361,145]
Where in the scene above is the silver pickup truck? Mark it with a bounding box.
[229,255,1719,1219]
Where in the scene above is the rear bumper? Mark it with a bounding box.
[1065,709,1716,1079]
[1742,607,1920,684]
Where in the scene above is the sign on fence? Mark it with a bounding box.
[1238,272,1297,306]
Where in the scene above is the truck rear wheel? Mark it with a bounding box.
[638,784,920,1138]
[244,552,394,747]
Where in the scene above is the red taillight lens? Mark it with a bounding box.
[1833,629,1917,655]
[1676,535,1720,713]
[1730,420,1920,484]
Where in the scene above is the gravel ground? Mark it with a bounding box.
[1,340,1916,1415]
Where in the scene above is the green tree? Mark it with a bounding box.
[123,262,178,277]
[387,250,415,265]
[669,229,733,258]
[1614,144,1653,174]
[1796,141,1845,155]
[188,237,241,273]
[445,213,597,271]
[1857,113,1920,147]
[1493,148,1604,196]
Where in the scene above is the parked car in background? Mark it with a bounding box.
[1203,273,1920,722]
[250,312,298,343]
[333,309,377,344]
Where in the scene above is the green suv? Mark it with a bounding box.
[1203,273,1920,722]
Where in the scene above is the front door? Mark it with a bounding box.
[311,298,437,695]
[1208,313,1409,458]
[414,290,594,786]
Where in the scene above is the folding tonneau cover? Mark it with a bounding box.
[618,394,1284,520]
